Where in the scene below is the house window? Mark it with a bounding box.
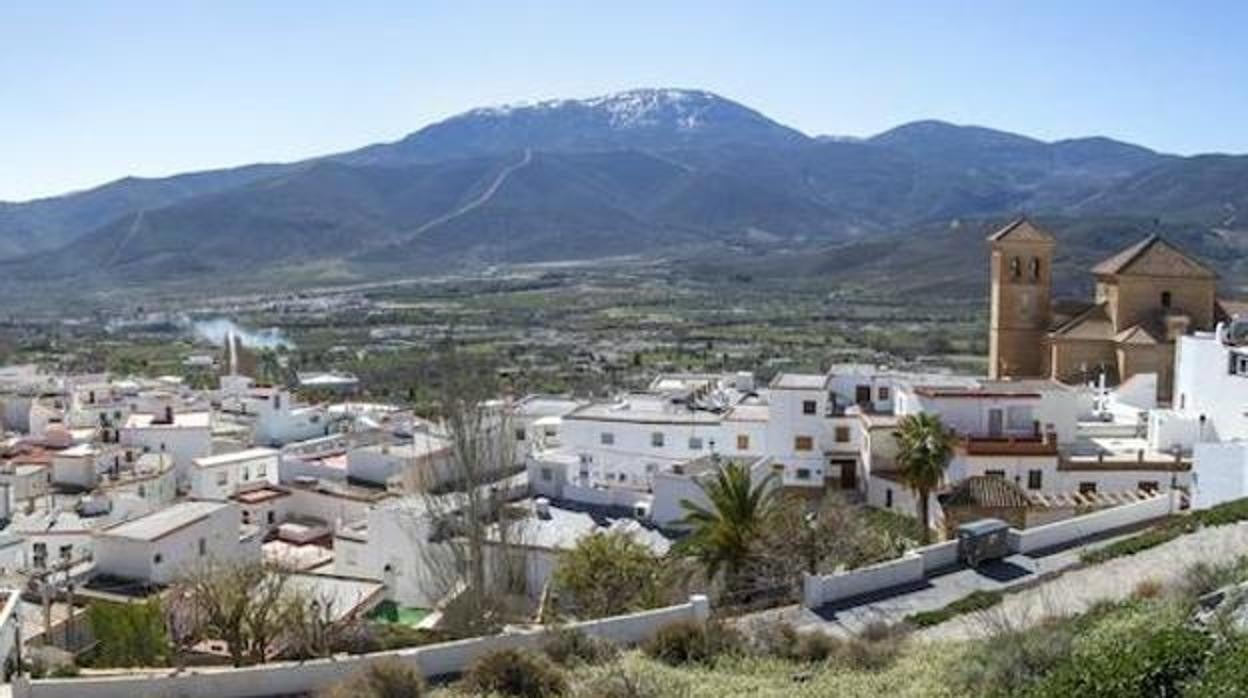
[802,400,817,415]
[541,467,553,482]
[267,511,276,525]
[1028,470,1043,490]
[794,436,814,452]
[242,468,250,481]
[1010,257,1021,279]
[651,432,665,448]
[885,488,893,508]
[737,434,750,451]
[257,463,266,477]
[878,386,891,402]
[198,538,207,556]
[1161,291,1172,308]
[688,436,703,450]
[32,543,46,569]
[985,469,1006,478]
[242,510,251,524]
[216,471,228,486]
[1138,481,1160,494]
[1031,257,1041,280]
[1079,482,1097,496]
[600,432,615,445]
[835,426,851,443]
[772,463,785,473]
[515,428,526,442]
[153,553,163,565]
[795,468,811,480]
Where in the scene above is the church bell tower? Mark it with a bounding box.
[988,218,1055,379]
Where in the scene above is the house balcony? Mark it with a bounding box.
[960,432,1058,457]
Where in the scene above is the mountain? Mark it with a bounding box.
[337,88,810,166]
[3,88,1248,294]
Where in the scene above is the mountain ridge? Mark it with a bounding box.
[3,87,1247,292]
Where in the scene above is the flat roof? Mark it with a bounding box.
[124,412,212,429]
[194,447,279,468]
[99,501,230,542]
[769,373,831,390]
[566,396,722,425]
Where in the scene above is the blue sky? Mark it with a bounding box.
[3,1,1246,201]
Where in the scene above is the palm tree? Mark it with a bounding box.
[894,413,954,544]
[678,459,777,593]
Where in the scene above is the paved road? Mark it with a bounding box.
[920,520,1248,641]
[740,525,1149,639]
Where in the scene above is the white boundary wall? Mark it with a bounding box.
[802,554,924,609]
[1007,492,1174,555]
[18,596,710,698]
[803,493,1174,609]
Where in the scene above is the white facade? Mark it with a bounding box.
[93,500,257,585]
[190,447,280,500]
[120,411,213,487]
[253,390,334,446]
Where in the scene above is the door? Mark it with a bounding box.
[987,408,1004,437]
[855,385,872,405]
[834,459,857,490]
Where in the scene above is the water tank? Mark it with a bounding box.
[1225,318,1248,347]
[634,501,651,521]
[534,497,551,519]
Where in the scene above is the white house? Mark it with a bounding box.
[120,409,213,487]
[346,433,452,490]
[190,447,280,500]
[93,500,259,585]
[253,389,335,446]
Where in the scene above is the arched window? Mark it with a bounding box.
[1010,257,1021,279]
[1161,291,1172,308]
[1030,257,1041,281]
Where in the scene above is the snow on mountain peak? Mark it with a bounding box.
[464,89,727,131]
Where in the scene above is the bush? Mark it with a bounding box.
[572,666,674,698]
[319,658,425,698]
[952,616,1079,697]
[541,627,618,667]
[463,648,568,698]
[1080,521,1190,565]
[1185,639,1248,697]
[1194,497,1248,527]
[841,620,908,672]
[643,620,742,666]
[1022,613,1213,698]
[48,663,80,678]
[904,590,1003,628]
[1131,579,1164,600]
[749,621,839,663]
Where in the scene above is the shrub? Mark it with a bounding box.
[1022,614,1213,698]
[1194,497,1248,527]
[1131,578,1164,600]
[463,648,568,698]
[319,658,425,698]
[748,621,840,663]
[541,627,619,667]
[1184,639,1248,698]
[904,590,1003,628]
[48,663,80,678]
[841,620,907,672]
[572,666,675,698]
[643,620,742,666]
[952,616,1079,697]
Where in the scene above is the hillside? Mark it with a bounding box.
[2,88,1247,293]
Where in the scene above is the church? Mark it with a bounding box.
[987,217,1237,402]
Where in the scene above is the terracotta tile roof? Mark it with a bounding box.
[940,475,1030,509]
[1091,234,1216,279]
[987,217,1056,244]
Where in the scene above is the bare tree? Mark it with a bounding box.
[171,559,300,666]
[401,343,526,635]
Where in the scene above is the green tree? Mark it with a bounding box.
[679,459,777,594]
[86,599,170,667]
[894,413,954,544]
[552,530,664,619]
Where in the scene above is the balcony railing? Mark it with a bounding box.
[961,432,1057,456]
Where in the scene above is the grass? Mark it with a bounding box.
[903,589,1004,628]
[367,600,432,627]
